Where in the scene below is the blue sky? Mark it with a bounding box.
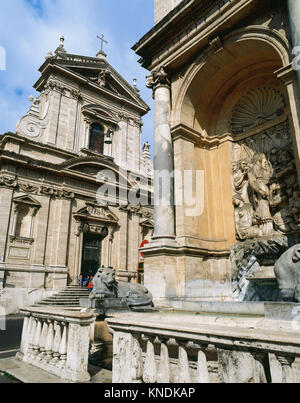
[0,0,154,150]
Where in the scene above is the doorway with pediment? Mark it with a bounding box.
[73,202,119,283]
[81,232,104,278]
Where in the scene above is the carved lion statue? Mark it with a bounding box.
[90,266,118,300]
[274,244,300,302]
[89,266,154,308]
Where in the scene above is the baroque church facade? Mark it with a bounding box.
[0,38,153,313]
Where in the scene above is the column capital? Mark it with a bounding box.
[146,66,171,93]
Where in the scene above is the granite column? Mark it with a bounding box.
[146,67,176,245]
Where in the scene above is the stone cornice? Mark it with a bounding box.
[275,63,297,85]
[141,244,230,258]
[0,152,152,202]
[133,0,258,71]
[0,153,124,190]
[171,123,232,149]
[0,132,77,160]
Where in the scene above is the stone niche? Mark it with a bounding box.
[230,87,300,301]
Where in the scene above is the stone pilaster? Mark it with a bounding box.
[117,210,129,271]
[45,197,72,289]
[0,187,13,262]
[48,198,72,268]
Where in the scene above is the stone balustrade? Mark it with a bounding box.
[17,306,96,383]
[106,312,300,383]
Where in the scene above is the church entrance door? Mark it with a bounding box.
[81,234,102,277]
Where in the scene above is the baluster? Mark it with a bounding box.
[189,342,210,383]
[45,320,54,362]
[50,321,62,366]
[276,354,295,383]
[143,335,157,383]
[57,321,68,369]
[252,352,269,383]
[157,337,172,383]
[38,319,49,361]
[177,340,191,383]
[27,316,37,358]
[18,313,30,358]
[131,333,143,383]
[33,317,42,358]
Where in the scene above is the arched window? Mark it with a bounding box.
[89,123,105,154]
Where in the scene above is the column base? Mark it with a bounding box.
[142,246,233,302]
[144,236,178,250]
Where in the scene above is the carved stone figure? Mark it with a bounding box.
[274,244,300,302]
[232,160,250,204]
[248,153,273,235]
[269,182,298,233]
[231,100,300,242]
[233,196,262,240]
[89,266,154,309]
[276,150,297,197]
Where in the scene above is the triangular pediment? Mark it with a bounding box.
[74,202,119,224]
[13,195,41,207]
[140,219,154,228]
[36,54,149,113]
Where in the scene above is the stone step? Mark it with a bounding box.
[57,292,89,298]
[48,296,86,298]
[34,286,90,308]
[41,296,81,299]
[47,293,89,299]
[41,300,82,304]
[59,289,89,293]
[36,302,80,306]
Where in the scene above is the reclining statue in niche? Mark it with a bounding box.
[89,266,154,309]
[274,244,300,302]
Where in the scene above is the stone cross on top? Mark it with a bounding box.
[97,34,108,58]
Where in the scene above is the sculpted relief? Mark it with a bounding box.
[231,88,300,241]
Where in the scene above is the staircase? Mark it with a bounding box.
[34,286,90,308]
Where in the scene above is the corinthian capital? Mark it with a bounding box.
[146,66,170,92]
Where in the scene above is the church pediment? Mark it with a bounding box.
[74,203,119,224]
[37,54,149,113]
